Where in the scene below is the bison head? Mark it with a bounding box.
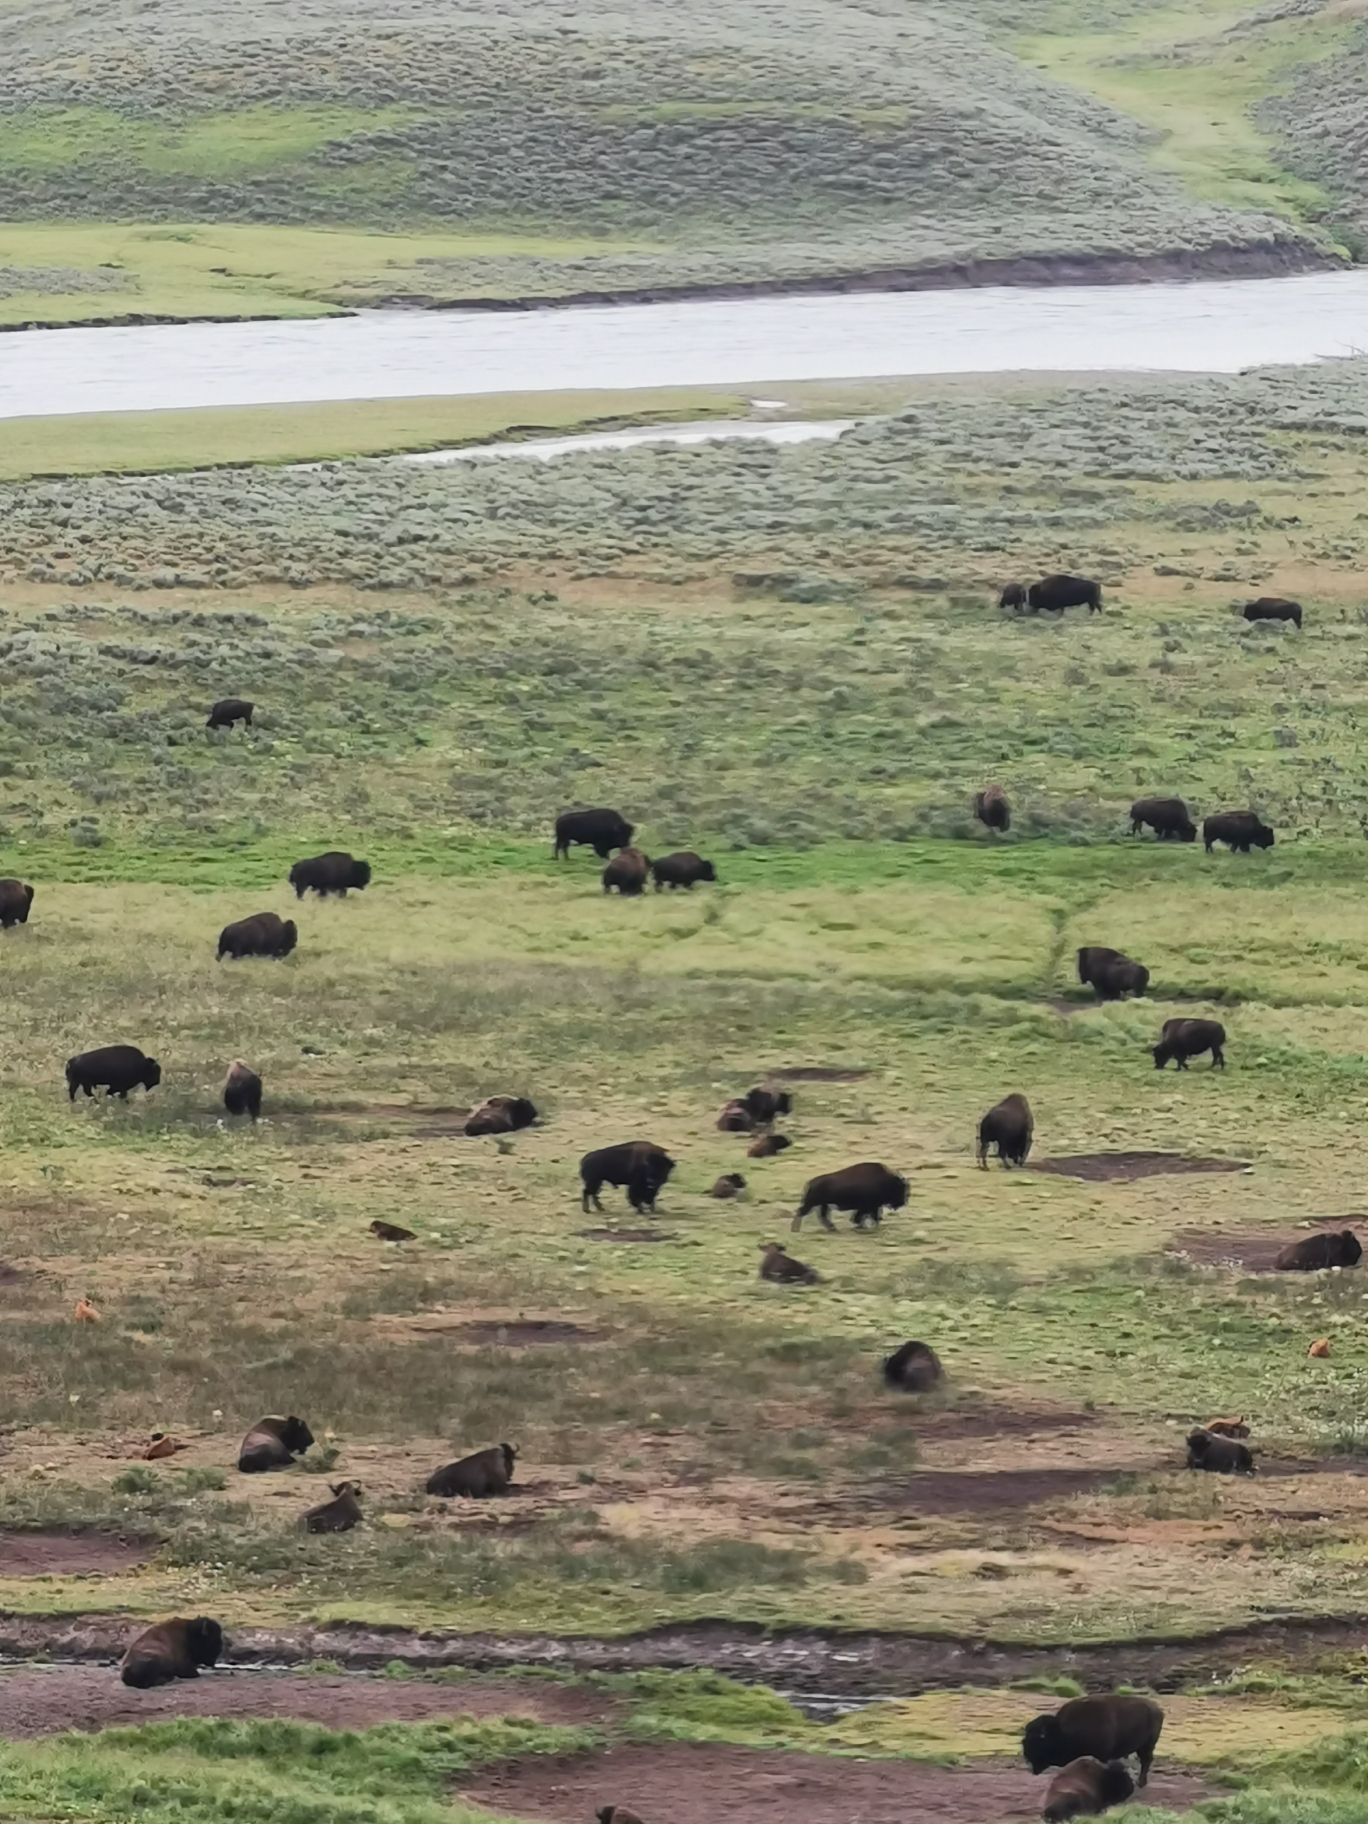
[140,1057,163,1091]
[350,860,373,889]
[1253,826,1275,849]
[281,1416,315,1456]
[698,859,718,882]
[1100,1765,1135,1809]
[999,583,1027,611]
[280,919,299,956]
[1022,1713,1066,1774]
[888,1174,910,1209]
[187,1618,225,1667]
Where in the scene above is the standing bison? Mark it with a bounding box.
[289,852,371,897]
[1028,574,1103,614]
[792,1162,907,1232]
[554,808,634,860]
[1153,1017,1225,1070]
[580,1141,675,1214]
[602,847,650,895]
[217,912,297,960]
[66,1045,161,1101]
[1243,597,1302,629]
[1203,811,1274,854]
[974,784,1011,833]
[206,698,254,730]
[1023,1693,1164,1788]
[1130,797,1196,842]
[978,1092,1033,1168]
[1076,946,1149,1001]
[651,852,717,890]
[0,879,34,927]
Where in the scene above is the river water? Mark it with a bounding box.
[4,268,1368,420]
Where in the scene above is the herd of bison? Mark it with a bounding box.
[0,689,1333,1820]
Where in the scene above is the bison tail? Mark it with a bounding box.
[789,1209,805,1232]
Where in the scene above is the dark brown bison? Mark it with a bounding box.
[1023,1694,1164,1787]
[371,1219,416,1241]
[0,879,34,927]
[1187,1428,1255,1474]
[743,1086,793,1124]
[978,1092,1033,1168]
[217,911,297,961]
[580,1141,675,1214]
[1130,797,1197,842]
[883,1340,944,1392]
[974,783,1011,833]
[710,1173,746,1199]
[1076,946,1149,1001]
[1042,1757,1135,1821]
[603,847,650,895]
[1153,1017,1225,1070]
[289,852,371,897]
[792,1162,908,1232]
[302,1481,363,1533]
[717,1099,757,1132]
[238,1415,314,1474]
[1204,810,1274,853]
[120,1617,225,1688]
[748,1132,791,1158]
[1243,596,1302,629]
[1275,1230,1363,1271]
[426,1443,516,1498]
[66,1045,161,1102]
[465,1095,538,1136]
[554,808,634,860]
[206,698,254,730]
[652,852,717,890]
[1028,573,1103,614]
[759,1241,820,1284]
[223,1060,262,1122]
[597,1809,645,1824]
[999,582,1029,612]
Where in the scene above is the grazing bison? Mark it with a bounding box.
[652,852,717,891]
[554,808,634,860]
[302,1481,363,1533]
[1076,946,1150,1001]
[217,911,297,961]
[1042,1757,1135,1821]
[1243,596,1302,629]
[977,1092,1033,1169]
[120,1617,225,1689]
[1275,1230,1363,1271]
[1028,573,1103,614]
[0,879,34,927]
[710,1173,746,1199]
[206,698,254,730]
[426,1443,516,1498]
[792,1161,908,1232]
[223,1060,262,1122]
[66,1045,161,1102]
[1153,1017,1225,1071]
[290,851,371,898]
[748,1132,791,1158]
[238,1415,314,1474]
[602,847,650,895]
[1023,1693,1164,1788]
[974,783,1011,833]
[1203,810,1274,853]
[1129,796,1197,842]
[883,1340,944,1393]
[580,1141,675,1214]
[371,1219,416,1241]
[759,1241,820,1284]
[1187,1427,1255,1475]
[999,582,1029,612]
[465,1095,538,1136]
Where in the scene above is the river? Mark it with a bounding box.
[4,268,1368,420]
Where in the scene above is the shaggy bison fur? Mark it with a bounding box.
[289,851,371,897]
[977,1092,1033,1168]
[302,1481,363,1533]
[580,1141,675,1214]
[66,1044,161,1102]
[0,879,34,926]
[792,1161,908,1231]
[759,1241,820,1284]
[554,808,634,860]
[426,1443,516,1498]
[217,911,297,960]
[883,1340,944,1392]
[1153,1017,1225,1070]
[238,1415,314,1474]
[710,1173,746,1198]
[1023,1693,1164,1787]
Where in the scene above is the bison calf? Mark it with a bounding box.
[426,1443,516,1498]
[1187,1427,1255,1474]
[1152,1018,1225,1071]
[652,851,717,890]
[977,1092,1033,1169]
[0,879,34,927]
[66,1044,161,1102]
[759,1241,820,1284]
[793,1161,907,1231]
[602,847,650,895]
[1130,797,1197,842]
[1023,1693,1163,1788]
[1275,1230,1362,1271]
[302,1481,363,1533]
[974,783,1011,833]
[1042,1757,1135,1821]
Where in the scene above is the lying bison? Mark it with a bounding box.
[1153,1017,1225,1071]
[883,1340,944,1393]
[1275,1229,1362,1271]
[974,783,1011,833]
[792,1162,907,1232]
[1077,945,1149,1001]
[1204,810,1274,853]
[580,1140,675,1214]
[0,879,33,927]
[652,851,717,890]
[1243,596,1302,629]
[554,808,634,860]
[120,1617,225,1689]
[289,852,371,897]
[1042,1757,1134,1821]
[66,1044,161,1102]
[603,847,650,895]
[1187,1427,1255,1475]
[759,1241,820,1284]
[465,1095,537,1136]
[239,1415,314,1474]
[217,911,297,960]
[206,698,254,730]
[1130,797,1196,842]
[1023,1693,1164,1788]
[978,1092,1033,1169]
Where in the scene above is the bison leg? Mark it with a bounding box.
[817,1203,836,1233]
[1175,1056,1189,1070]
[1211,1045,1225,1069]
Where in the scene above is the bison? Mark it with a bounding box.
[0,879,34,927]
[1243,596,1302,629]
[302,1481,363,1533]
[1076,946,1149,1001]
[1129,797,1197,842]
[217,911,297,960]
[465,1095,538,1136]
[1023,1693,1164,1788]
[206,698,254,730]
[748,1132,791,1158]
[289,851,370,898]
[717,1099,758,1133]
[1204,811,1274,853]
[792,1162,908,1232]
[759,1241,820,1284]
[1187,1428,1255,1474]
[978,1092,1033,1169]
[223,1060,262,1122]
[999,582,1029,612]
[1153,1017,1225,1070]
[652,852,717,890]
[238,1415,314,1474]
[974,783,1011,833]
[1028,573,1103,614]
[1275,1230,1363,1271]
[603,847,650,895]
[426,1443,516,1498]
[580,1141,675,1214]
[66,1044,161,1102]
[1041,1757,1135,1821]
[883,1340,944,1393]
[743,1086,792,1124]
[120,1617,225,1689]
[710,1173,746,1199]
[554,808,634,860]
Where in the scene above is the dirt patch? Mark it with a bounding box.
[1174,1220,1366,1272]
[764,1066,870,1081]
[1032,1152,1247,1183]
[463,1741,1210,1824]
[446,1320,601,1345]
[0,1664,613,1739]
[580,1229,673,1243]
[0,1531,149,1576]
[898,1466,1142,1516]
